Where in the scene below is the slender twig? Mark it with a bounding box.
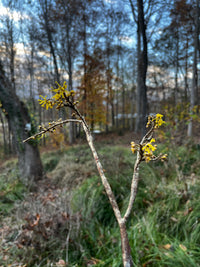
[123,121,156,223]
[140,120,155,144]
[23,119,82,143]
[122,151,141,223]
[72,105,90,131]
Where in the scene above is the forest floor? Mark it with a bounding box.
[1,130,200,266]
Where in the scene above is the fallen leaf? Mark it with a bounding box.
[184,207,193,216]
[86,257,103,266]
[163,244,172,250]
[56,259,66,266]
[16,243,23,249]
[179,244,187,251]
[25,213,40,228]
[170,216,178,222]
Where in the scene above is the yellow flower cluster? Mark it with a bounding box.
[146,113,165,128]
[131,141,140,154]
[161,154,167,161]
[155,113,165,128]
[38,81,75,110]
[52,81,75,101]
[142,138,157,162]
[38,95,54,110]
[131,114,167,163]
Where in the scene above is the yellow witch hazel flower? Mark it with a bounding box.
[131,141,140,154]
[51,81,67,100]
[161,154,168,162]
[155,113,165,128]
[131,113,167,163]
[38,81,76,110]
[142,138,157,162]
[38,95,54,110]
[146,113,165,129]
[51,81,75,99]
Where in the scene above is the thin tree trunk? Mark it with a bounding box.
[83,8,88,119]
[105,22,114,132]
[43,0,60,83]
[10,24,16,93]
[8,119,12,154]
[116,42,120,130]
[130,86,135,131]
[66,19,75,144]
[174,28,179,105]
[188,0,199,137]
[29,46,36,112]
[122,76,125,130]
[0,111,8,154]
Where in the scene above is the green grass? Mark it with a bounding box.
[69,143,200,266]
[42,149,63,172]
[1,142,200,266]
[0,159,26,216]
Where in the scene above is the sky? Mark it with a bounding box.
[0,0,29,21]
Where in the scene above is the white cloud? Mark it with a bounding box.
[104,0,117,3]
[0,3,29,21]
[118,36,136,46]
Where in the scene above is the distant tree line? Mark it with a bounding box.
[0,0,199,181]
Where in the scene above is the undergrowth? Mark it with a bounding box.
[0,159,25,217]
[1,142,200,266]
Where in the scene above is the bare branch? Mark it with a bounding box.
[129,0,137,23]
[140,120,155,144]
[123,119,156,223]
[81,122,122,223]
[72,105,90,131]
[23,119,82,143]
[122,151,141,223]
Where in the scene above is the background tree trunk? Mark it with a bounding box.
[0,61,43,185]
[188,0,199,137]
[136,0,148,135]
[0,110,8,154]
[129,0,148,135]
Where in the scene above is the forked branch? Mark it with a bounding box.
[23,82,167,267]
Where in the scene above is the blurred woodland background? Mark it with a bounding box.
[0,0,199,149]
[0,0,200,266]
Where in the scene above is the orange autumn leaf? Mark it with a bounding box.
[30,213,40,227]
[163,244,172,250]
[56,259,66,266]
